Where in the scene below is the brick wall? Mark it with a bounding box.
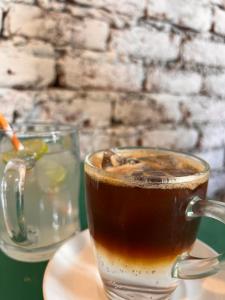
[0,0,225,196]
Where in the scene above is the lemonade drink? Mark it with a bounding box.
[0,124,80,261]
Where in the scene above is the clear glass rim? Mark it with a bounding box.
[85,147,210,185]
[0,122,78,135]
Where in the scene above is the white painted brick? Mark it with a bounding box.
[183,39,225,67]
[4,0,36,4]
[142,127,198,150]
[0,9,2,33]
[0,2,6,10]
[214,7,225,36]
[72,0,145,17]
[0,89,34,122]
[4,4,70,46]
[208,171,225,197]
[5,5,109,50]
[0,0,37,12]
[59,51,144,91]
[68,5,128,29]
[114,94,181,125]
[19,0,35,3]
[79,129,111,159]
[67,5,96,18]
[79,126,141,158]
[204,73,225,97]
[114,94,225,125]
[0,89,112,127]
[0,42,55,88]
[211,0,224,5]
[116,94,225,126]
[22,40,55,57]
[37,97,111,128]
[4,4,44,36]
[37,0,66,11]
[105,0,146,16]
[147,0,212,32]
[106,126,140,147]
[12,36,28,46]
[146,69,202,95]
[105,0,146,18]
[111,27,181,60]
[73,19,109,51]
[193,148,225,170]
[7,39,54,57]
[68,4,142,28]
[201,124,225,149]
[68,16,110,49]
[71,0,104,6]
[80,130,110,159]
[180,96,225,123]
[79,132,93,159]
[43,89,76,103]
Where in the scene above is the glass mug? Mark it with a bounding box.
[0,123,80,262]
[85,147,225,300]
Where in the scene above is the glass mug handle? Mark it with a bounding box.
[172,196,225,279]
[0,158,30,245]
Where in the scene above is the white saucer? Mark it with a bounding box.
[43,230,225,300]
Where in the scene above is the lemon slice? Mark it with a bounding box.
[37,159,66,192]
[45,161,66,185]
[2,139,48,163]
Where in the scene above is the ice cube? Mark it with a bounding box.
[126,158,140,165]
[139,155,178,171]
[166,168,196,177]
[101,150,140,170]
[102,150,116,169]
[131,168,170,183]
[101,150,125,169]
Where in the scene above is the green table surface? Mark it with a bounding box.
[1,167,225,300]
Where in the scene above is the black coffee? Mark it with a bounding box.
[85,149,208,265]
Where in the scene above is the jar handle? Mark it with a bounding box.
[1,159,31,245]
[172,197,225,279]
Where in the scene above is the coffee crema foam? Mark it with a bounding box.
[85,149,209,190]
